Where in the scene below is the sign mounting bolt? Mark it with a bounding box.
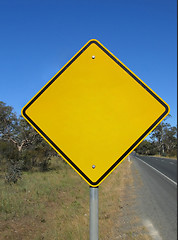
[92,165,96,169]
[92,56,95,59]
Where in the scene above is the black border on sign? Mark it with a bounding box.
[22,40,169,186]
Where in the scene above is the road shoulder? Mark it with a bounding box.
[110,158,151,240]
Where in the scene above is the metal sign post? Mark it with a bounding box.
[90,187,99,240]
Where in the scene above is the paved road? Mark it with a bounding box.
[131,154,177,240]
[134,155,177,183]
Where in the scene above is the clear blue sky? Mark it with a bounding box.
[0,0,177,126]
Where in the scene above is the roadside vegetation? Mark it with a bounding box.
[0,156,151,239]
[0,101,58,184]
[135,116,177,157]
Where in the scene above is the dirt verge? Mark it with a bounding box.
[109,158,152,240]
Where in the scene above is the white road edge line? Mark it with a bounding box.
[143,219,162,240]
[135,156,177,186]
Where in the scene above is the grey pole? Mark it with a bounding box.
[90,186,99,240]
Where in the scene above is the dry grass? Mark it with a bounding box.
[0,156,150,239]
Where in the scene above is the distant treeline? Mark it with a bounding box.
[0,101,177,183]
[135,117,177,157]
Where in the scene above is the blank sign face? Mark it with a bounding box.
[22,39,169,186]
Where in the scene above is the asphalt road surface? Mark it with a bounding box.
[131,154,177,240]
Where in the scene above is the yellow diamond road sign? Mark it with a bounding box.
[22,39,170,186]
